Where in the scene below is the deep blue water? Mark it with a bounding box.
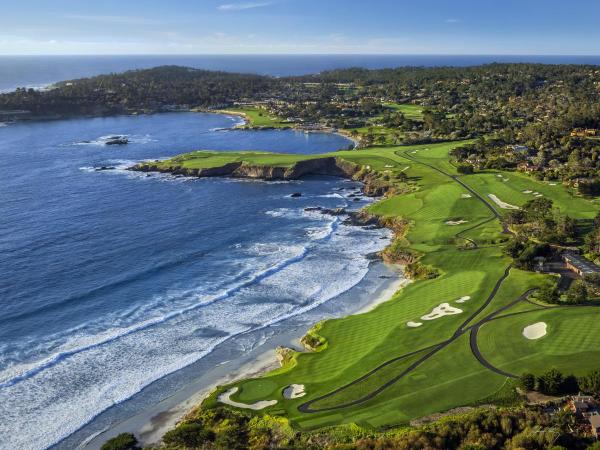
[2,54,600,92]
[0,112,390,449]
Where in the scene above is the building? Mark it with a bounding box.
[571,128,599,137]
[589,414,600,438]
[562,252,600,277]
[569,395,596,415]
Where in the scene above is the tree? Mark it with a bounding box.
[537,280,560,304]
[100,433,138,450]
[537,368,564,395]
[457,163,475,174]
[162,422,215,448]
[566,280,588,304]
[579,369,600,396]
[519,373,536,391]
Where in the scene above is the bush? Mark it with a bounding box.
[162,422,215,448]
[456,163,474,174]
[100,433,138,450]
[519,373,536,391]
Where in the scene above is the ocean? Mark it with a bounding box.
[0,111,397,449]
[2,54,600,92]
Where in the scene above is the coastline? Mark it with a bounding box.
[78,260,405,449]
[201,108,360,149]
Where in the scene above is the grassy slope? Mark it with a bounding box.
[224,106,291,128]
[159,141,600,429]
[345,103,425,144]
[151,151,321,169]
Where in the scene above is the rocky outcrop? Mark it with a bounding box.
[130,157,359,182]
[129,156,399,202]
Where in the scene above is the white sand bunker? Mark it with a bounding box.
[488,194,521,210]
[384,164,394,168]
[456,296,471,303]
[446,219,468,226]
[407,321,423,328]
[523,190,532,194]
[497,174,503,178]
[283,384,306,399]
[218,387,277,410]
[421,303,463,321]
[461,194,472,199]
[523,322,547,340]
[549,183,557,186]
[401,166,410,171]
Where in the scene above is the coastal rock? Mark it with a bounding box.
[105,136,129,145]
[290,192,302,198]
[275,346,295,367]
[95,166,116,171]
[343,211,383,228]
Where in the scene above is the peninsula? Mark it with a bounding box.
[2,64,600,450]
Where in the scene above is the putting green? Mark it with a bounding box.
[477,307,600,375]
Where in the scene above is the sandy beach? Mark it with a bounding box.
[78,260,405,449]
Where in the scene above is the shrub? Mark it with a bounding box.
[100,433,138,450]
[519,373,536,391]
[162,422,215,448]
[457,163,474,174]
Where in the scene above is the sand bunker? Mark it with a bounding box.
[407,321,423,328]
[549,183,557,186]
[421,303,463,321]
[461,194,472,199]
[384,164,394,168]
[497,175,503,178]
[456,296,471,303]
[446,219,468,226]
[218,387,277,410]
[523,190,532,194]
[523,322,547,340]
[488,194,521,210]
[535,194,543,197]
[401,166,410,171]
[283,384,306,399]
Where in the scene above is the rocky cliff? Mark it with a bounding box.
[131,157,359,182]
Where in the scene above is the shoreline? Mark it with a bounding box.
[79,260,405,449]
[203,108,360,149]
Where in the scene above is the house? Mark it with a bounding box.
[589,414,600,438]
[510,144,530,153]
[562,252,600,277]
[571,128,599,137]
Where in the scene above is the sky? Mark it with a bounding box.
[1,0,600,55]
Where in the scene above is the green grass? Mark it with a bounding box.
[383,102,424,120]
[153,150,321,169]
[224,106,291,128]
[478,307,600,376]
[156,139,599,430]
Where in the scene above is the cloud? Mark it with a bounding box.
[64,14,160,25]
[217,2,272,11]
